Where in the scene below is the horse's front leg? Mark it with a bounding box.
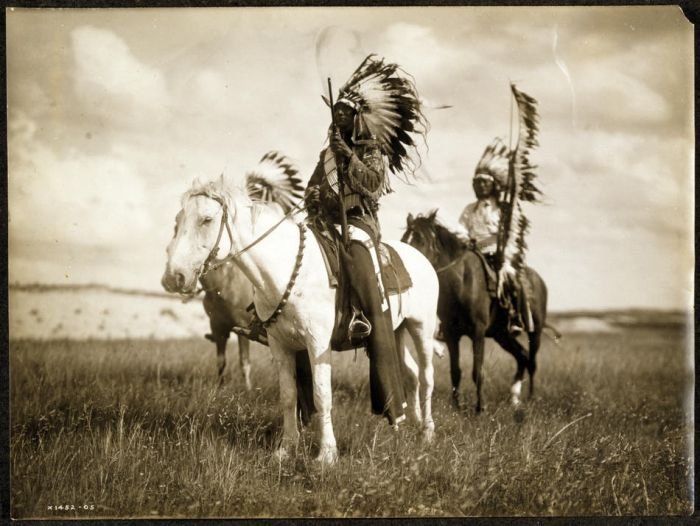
[446,333,462,409]
[471,327,487,413]
[306,342,337,465]
[269,339,299,460]
[237,335,252,391]
[205,322,229,386]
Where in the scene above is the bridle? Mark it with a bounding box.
[182,192,307,328]
[191,192,304,279]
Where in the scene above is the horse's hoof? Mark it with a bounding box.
[314,446,338,465]
[513,407,526,423]
[422,425,435,444]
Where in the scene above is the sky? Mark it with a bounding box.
[6,6,694,312]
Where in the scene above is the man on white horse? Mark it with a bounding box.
[304,54,428,427]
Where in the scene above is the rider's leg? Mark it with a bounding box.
[347,241,407,426]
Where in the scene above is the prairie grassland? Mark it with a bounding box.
[10,326,693,518]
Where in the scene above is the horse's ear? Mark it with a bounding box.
[428,208,439,221]
[406,213,414,226]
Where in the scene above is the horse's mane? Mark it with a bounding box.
[183,174,290,227]
[182,176,235,208]
[410,210,465,260]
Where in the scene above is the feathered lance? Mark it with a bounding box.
[495,83,541,295]
[327,77,349,247]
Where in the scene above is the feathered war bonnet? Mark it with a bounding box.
[473,138,511,190]
[333,54,429,189]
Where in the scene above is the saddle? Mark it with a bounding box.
[309,222,412,351]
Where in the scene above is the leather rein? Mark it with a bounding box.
[434,252,469,274]
[187,193,307,327]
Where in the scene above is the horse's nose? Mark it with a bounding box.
[161,269,186,293]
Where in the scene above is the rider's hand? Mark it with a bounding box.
[305,186,321,203]
[329,129,353,159]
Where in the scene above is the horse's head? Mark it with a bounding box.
[401,210,441,264]
[161,175,245,295]
[402,209,464,267]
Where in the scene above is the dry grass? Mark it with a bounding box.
[10,326,693,518]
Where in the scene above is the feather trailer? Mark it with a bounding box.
[245,151,304,214]
[496,84,541,296]
[337,54,429,182]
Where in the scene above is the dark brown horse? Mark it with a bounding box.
[402,210,549,412]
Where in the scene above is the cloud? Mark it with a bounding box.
[71,26,171,127]
[576,67,670,129]
[6,7,693,309]
[9,112,152,248]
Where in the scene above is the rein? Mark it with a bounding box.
[259,221,306,327]
[434,251,469,273]
[178,194,305,300]
[199,196,305,278]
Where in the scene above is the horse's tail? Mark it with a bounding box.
[543,321,563,344]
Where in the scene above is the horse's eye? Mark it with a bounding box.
[201,217,213,226]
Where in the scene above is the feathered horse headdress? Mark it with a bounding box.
[495,84,542,295]
[245,151,304,213]
[331,54,429,181]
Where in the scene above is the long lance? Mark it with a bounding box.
[495,87,518,276]
[327,77,349,246]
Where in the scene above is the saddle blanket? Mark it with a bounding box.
[309,223,412,295]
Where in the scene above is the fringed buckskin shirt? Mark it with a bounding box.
[458,196,500,254]
[306,138,385,222]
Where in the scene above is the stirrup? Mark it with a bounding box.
[348,307,372,340]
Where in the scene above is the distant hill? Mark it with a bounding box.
[8,282,691,340]
[9,282,208,340]
[548,309,688,330]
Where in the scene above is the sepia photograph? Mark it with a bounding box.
[6,4,694,518]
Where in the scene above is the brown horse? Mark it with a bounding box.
[402,210,549,412]
[200,261,254,389]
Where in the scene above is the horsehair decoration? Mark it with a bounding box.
[335,54,429,185]
[497,84,541,293]
[245,151,305,213]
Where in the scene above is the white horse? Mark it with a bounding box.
[190,151,306,389]
[162,174,441,464]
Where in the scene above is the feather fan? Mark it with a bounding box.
[245,151,304,213]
